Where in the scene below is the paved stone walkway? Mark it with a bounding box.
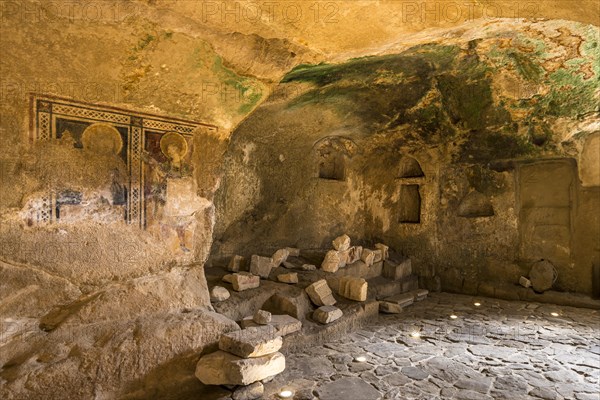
[263,293,600,400]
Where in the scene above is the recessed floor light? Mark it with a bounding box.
[278,389,294,398]
[474,302,481,307]
[411,331,421,338]
[551,312,559,317]
[354,356,367,362]
[450,315,458,319]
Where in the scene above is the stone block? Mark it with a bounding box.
[332,234,351,251]
[223,274,234,283]
[300,264,316,271]
[219,326,282,358]
[233,382,264,400]
[313,305,343,324]
[211,286,231,302]
[232,273,260,292]
[253,310,271,325]
[241,314,302,336]
[282,261,296,269]
[305,279,336,306]
[375,243,389,260]
[383,258,412,280]
[262,291,313,320]
[379,301,402,314]
[285,247,301,257]
[338,276,368,301]
[271,249,290,268]
[228,255,244,272]
[361,249,375,266]
[277,272,298,284]
[372,249,383,263]
[195,350,285,386]
[347,246,363,264]
[249,255,274,279]
[321,250,344,273]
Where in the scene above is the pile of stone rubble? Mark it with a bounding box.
[197,234,430,398]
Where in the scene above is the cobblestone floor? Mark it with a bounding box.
[263,293,600,400]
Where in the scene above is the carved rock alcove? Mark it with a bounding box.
[313,136,357,181]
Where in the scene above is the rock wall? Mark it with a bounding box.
[213,19,600,296]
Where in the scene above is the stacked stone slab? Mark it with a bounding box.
[195,326,286,390]
[378,289,429,313]
[241,314,302,336]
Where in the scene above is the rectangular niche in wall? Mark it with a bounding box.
[398,184,421,223]
[318,150,345,180]
[30,94,217,228]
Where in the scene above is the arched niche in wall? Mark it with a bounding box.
[396,156,425,223]
[313,136,357,181]
[398,156,425,178]
[580,133,600,187]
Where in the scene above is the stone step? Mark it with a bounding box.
[368,275,419,300]
[377,289,429,314]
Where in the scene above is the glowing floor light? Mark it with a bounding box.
[450,314,458,319]
[474,302,481,307]
[278,389,294,398]
[550,312,559,317]
[411,331,421,338]
[354,355,367,362]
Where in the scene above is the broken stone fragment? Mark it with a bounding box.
[305,279,336,306]
[232,272,260,292]
[300,264,316,271]
[271,249,290,268]
[379,301,402,314]
[347,246,363,264]
[249,255,274,279]
[233,381,264,400]
[253,310,272,325]
[332,234,351,251]
[219,326,282,358]
[210,286,231,302]
[262,292,312,319]
[321,250,344,273]
[338,276,368,301]
[361,249,375,266]
[195,350,285,386]
[282,261,296,269]
[372,249,383,263]
[382,258,412,280]
[277,272,298,284]
[313,305,343,324]
[223,274,234,283]
[375,243,389,260]
[285,247,301,257]
[519,276,532,288]
[241,314,302,336]
[228,255,244,272]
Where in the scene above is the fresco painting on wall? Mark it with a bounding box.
[30,94,216,229]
